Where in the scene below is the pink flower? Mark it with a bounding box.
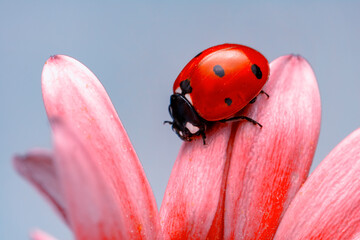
[14,54,360,239]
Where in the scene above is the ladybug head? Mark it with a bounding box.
[165,94,206,144]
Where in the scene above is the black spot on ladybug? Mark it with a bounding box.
[194,51,202,58]
[213,65,225,77]
[251,64,262,79]
[180,79,192,94]
[225,98,232,106]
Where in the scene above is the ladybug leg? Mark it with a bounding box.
[200,131,206,145]
[249,96,257,104]
[250,90,269,104]
[260,90,270,98]
[163,120,173,125]
[220,116,262,128]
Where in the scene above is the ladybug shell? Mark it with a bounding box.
[173,44,269,121]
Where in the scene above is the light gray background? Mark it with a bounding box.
[1,1,359,239]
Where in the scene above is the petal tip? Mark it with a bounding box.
[270,54,317,88]
[30,229,57,240]
[42,54,79,73]
[45,54,70,64]
[12,154,31,178]
[277,54,309,65]
[44,55,60,66]
[12,150,53,178]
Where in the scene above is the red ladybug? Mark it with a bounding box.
[165,43,269,144]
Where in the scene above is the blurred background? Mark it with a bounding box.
[1,1,359,239]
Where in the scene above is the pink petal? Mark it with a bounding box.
[41,55,161,239]
[224,55,321,239]
[274,128,360,240]
[31,229,58,240]
[160,55,321,239]
[160,124,233,239]
[13,150,68,224]
[51,119,130,238]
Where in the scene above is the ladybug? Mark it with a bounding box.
[165,43,269,144]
